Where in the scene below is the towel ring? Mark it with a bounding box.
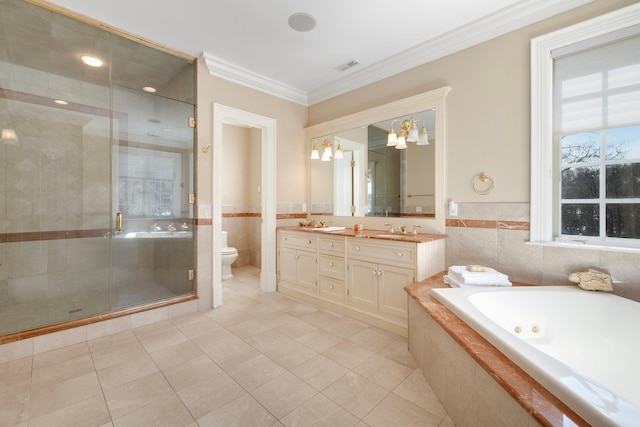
[473,172,494,195]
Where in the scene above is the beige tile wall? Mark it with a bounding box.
[445,202,640,300]
[408,298,541,427]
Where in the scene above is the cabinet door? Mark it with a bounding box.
[347,259,378,312]
[279,247,298,284]
[378,264,414,319]
[296,250,317,292]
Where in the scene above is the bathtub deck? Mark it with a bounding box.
[405,273,589,427]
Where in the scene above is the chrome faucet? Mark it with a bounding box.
[151,223,162,232]
[384,223,394,233]
[166,223,176,232]
[399,225,407,234]
[412,225,422,235]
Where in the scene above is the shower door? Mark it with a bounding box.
[110,86,195,310]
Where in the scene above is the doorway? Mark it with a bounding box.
[212,104,276,308]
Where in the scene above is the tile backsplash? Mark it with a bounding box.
[445,202,640,301]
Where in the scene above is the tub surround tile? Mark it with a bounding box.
[405,273,589,427]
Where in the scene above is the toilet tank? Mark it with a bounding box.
[221,231,228,247]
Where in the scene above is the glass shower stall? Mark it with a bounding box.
[0,1,196,337]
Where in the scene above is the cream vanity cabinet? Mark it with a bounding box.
[277,229,444,335]
[277,231,317,294]
[317,235,346,303]
[346,240,417,321]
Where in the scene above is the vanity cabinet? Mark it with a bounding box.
[317,236,346,303]
[347,240,415,320]
[277,232,317,294]
[277,228,445,336]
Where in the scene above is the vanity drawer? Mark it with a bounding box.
[347,240,415,266]
[318,276,345,303]
[279,232,317,250]
[319,236,345,254]
[319,254,345,279]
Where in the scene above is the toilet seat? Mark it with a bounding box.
[222,247,237,255]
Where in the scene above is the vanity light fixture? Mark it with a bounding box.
[321,139,333,161]
[310,144,320,160]
[334,143,343,159]
[80,55,103,67]
[387,117,429,149]
[311,138,343,161]
[1,128,19,145]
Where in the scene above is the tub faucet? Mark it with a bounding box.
[384,223,394,233]
[151,223,161,232]
[166,223,176,232]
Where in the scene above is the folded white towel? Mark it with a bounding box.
[444,275,512,288]
[448,265,511,286]
[312,226,346,232]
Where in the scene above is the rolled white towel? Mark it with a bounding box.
[448,265,511,286]
[444,274,512,288]
[312,226,345,232]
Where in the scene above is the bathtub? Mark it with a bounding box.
[431,286,640,427]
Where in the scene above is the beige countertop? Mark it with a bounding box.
[277,226,447,244]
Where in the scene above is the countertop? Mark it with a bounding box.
[405,272,589,427]
[277,226,447,244]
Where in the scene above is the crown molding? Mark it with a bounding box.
[202,0,594,106]
[201,52,309,106]
[308,0,594,105]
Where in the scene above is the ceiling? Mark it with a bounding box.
[41,0,594,106]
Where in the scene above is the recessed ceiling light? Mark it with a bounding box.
[143,86,157,93]
[54,99,68,105]
[288,13,317,32]
[80,55,103,67]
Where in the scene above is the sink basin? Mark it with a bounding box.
[373,234,411,239]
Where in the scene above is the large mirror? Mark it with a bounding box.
[306,87,451,232]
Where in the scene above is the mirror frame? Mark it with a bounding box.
[305,86,452,234]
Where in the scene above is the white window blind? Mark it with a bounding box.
[553,33,640,134]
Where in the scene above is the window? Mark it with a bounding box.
[116,147,182,218]
[531,3,640,249]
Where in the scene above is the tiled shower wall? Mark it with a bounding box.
[445,202,640,300]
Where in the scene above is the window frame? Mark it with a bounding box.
[530,2,640,250]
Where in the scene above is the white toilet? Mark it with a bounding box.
[221,231,238,280]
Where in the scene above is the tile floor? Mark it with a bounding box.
[0,266,455,427]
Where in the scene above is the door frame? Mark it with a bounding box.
[212,103,277,308]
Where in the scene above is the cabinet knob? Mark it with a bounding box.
[308,239,312,244]
[295,255,299,259]
[329,242,334,247]
[329,262,334,267]
[372,270,377,275]
[397,251,404,257]
[356,245,361,251]
[377,270,383,276]
[329,285,334,290]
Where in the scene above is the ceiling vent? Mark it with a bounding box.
[334,59,361,72]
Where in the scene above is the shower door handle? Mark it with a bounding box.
[116,211,123,232]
